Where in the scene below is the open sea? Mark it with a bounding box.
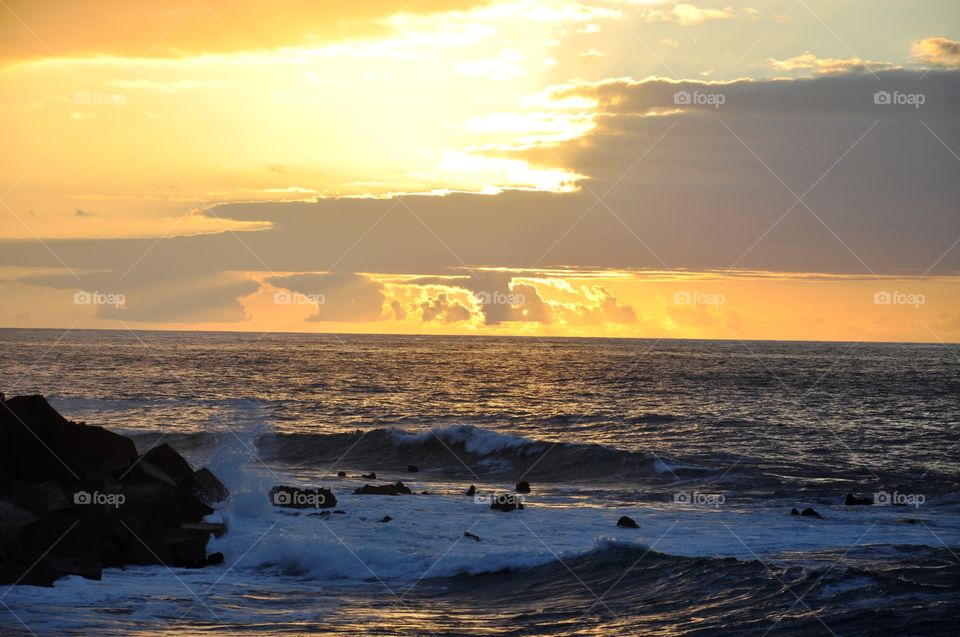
[1,328,958,636]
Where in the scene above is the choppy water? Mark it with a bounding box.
[1,328,958,635]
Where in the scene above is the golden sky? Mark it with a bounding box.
[1,0,958,342]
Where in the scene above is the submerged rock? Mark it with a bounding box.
[516,481,531,493]
[378,515,392,523]
[616,515,640,529]
[465,485,476,497]
[336,471,347,478]
[790,508,800,515]
[800,507,822,518]
[844,493,873,506]
[464,531,481,542]
[489,494,524,512]
[354,482,413,496]
[361,472,377,480]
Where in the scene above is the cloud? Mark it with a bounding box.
[767,52,900,75]
[0,0,495,62]
[420,292,473,323]
[74,208,96,217]
[911,36,960,68]
[266,272,388,322]
[18,269,257,323]
[645,4,736,26]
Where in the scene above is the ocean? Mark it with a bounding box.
[1,328,958,635]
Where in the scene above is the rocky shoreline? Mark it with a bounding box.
[0,395,228,586]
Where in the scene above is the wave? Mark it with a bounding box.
[254,424,718,482]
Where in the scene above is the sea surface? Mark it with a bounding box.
[1,328,958,636]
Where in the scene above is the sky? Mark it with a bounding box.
[1,0,958,342]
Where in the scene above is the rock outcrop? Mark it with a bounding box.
[0,395,229,587]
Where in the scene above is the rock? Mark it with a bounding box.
[844,493,873,506]
[800,507,822,518]
[407,465,419,473]
[333,510,346,515]
[378,516,392,523]
[269,486,337,509]
[790,508,800,515]
[465,485,476,497]
[420,491,430,495]
[463,531,481,542]
[901,518,919,525]
[337,471,347,478]
[361,472,377,480]
[180,522,227,538]
[489,494,524,512]
[205,552,225,566]
[515,481,531,494]
[616,516,639,529]
[0,395,230,586]
[353,482,412,496]
[192,468,229,504]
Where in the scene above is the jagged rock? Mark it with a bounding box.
[844,493,873,506]
[0,395,229,586]
[617,515,639,528]
[354,482,412,496]
[800,507,822,518]
[361,472,377,480]
[516,481,531,494]
[337,471,347,478]
[269,486,337,509]
[790,508,800,515]
[490,494,524,512]
[192,468,229,504]
[466,485,476,497]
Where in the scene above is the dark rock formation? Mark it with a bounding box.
[464,531,481,541]
[0,395,229,587]
[361,472,377,480]
[337,471,347,478]
[516,481,531,494]
[800,507,821,518]
[616,515,639,528]
[790,508,800,515]
[378,515,392,523]
[489,494,524,512]
[465,485,476,497]
[844,493,873,506]
[353,482,413,496]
